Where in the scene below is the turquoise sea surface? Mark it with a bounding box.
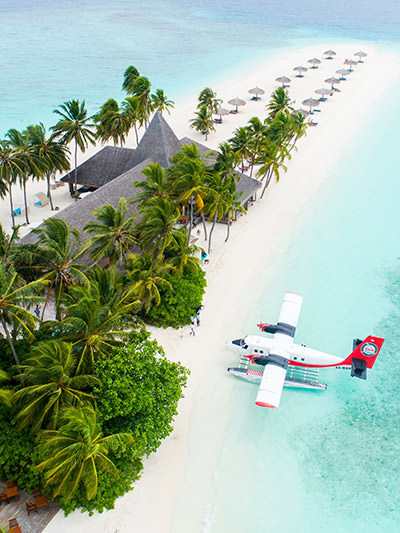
[2,1,400,532]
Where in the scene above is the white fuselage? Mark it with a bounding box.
[228,334,347,368]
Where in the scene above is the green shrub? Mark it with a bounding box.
[145,267,206,328]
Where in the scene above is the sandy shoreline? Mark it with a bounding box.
[18,42,397,532]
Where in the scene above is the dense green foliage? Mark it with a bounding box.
[96,329,188,455]
[145,267,206,328]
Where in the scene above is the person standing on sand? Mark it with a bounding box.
[190,314,196,336]
[196,309,201,327]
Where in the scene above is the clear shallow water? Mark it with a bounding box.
[1,0,399,135]
[201,75,400,532]
[2,1,400,532]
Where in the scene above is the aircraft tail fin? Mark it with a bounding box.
[342,336,384,379]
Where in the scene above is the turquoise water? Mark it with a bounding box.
[1,0,399,135]
[3,1,400,531]
[202,74,400,532]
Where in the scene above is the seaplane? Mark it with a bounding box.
[227,292,384,408]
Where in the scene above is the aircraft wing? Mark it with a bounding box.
[255,292,303,408]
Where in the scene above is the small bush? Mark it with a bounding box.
[145,267,206,328]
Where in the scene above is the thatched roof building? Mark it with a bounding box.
[21,112,261,262]
[61,146,135,189]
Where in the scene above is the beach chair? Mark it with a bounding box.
[33,192,49,207]
[34,493,49,510]
[9,518,21,533]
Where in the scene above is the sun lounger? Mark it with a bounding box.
[33,192,49,207]
[9,518,21,533]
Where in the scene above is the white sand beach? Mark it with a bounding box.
[19,42,397,532]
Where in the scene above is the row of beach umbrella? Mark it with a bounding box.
[214,50,368,120]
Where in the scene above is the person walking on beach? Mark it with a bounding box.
[190,314,196,336]
[196,309,201,327]
[34,304,41,318]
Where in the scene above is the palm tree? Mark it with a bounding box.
[84,197,138,267]
[204,173,237,254]
[0,369,12,406]
[133,163,172,205]
[122,65,140,95]
[32,218,89,320]
[0,223,20,273]
[6,128,45,225]
[163,228,200,276]
[288,111,309,151]
[14,340,99,431]
[214,142,237,179]
[57,272,139,373]
[151,89,175,115]
[36,405,134,500]
[136,197,181,256]
[168,143,209,239]
[26,123,71,211]
[126,252,172,312]
[229,126,253,173]
[190,105,215,141]
[125,76,152,128]
[51,100,96,193]
[0,264,46,365]
[0,141,26,228]
[93,99,130,147]
[122,96,141,145]
[256,137,287,199]
[267,87,293,118]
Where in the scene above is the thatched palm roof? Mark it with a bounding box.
[21,160,151,265]
[61,146,135,188]
[126,111,181,169]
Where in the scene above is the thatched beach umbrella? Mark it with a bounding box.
[228,97,246,112]
[323,49,336,59]
[294,108,310,117]
[325,76,340,90]
[302,98,320,113]
[355,50,367,63]
[315,88,331,101]
[275,76,291,88]
[345,59,358,72]
[308,58,321,69]
[248,87,265,100]
[336,68,351,80]
[293,66,308,77]
[215,106,229,122]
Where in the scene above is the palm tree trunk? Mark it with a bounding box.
[23,181,30,224]
[201,210,208,241]
[1,317,20,365]
[41,280,54,320]
[8,183,16,229]
[47,173,55,210]
[207,213,217,254]
[260,168,273,199]
[188,197,194,243]
[74,138,78,193]
[225,217,231,242]
[134,124,139,145]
